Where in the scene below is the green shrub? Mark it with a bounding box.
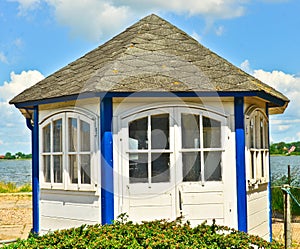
[3,217,283,249]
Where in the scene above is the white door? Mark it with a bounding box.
[119,105,229,225]
[121,107,177,222]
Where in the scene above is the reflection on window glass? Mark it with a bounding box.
[129,117,148,150]
[260,118,264,149]
[68,118,77,152]
[43,124,51,152]
[203,117,221,148]
[53,119,62,152]
[69,155,78,184]
[181,114,200,148]
[129,153,148,183]
[204,151,221,181]
[44,155,51,182]
[250,118,254,148]
[250,151,255,179]
[264,121,268,149]
[261,151,264,178]
[151,114,169,149]
[81,120,90,152]
[151,153,170,183]
[81,155,91,184]
[182,152,201,182]
[53,155,62,183]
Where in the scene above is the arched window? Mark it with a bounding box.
[40,110,98,191]
[123,105,227,186]
[245,107,269,187]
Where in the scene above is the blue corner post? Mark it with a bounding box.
[234,97,247,232]
[100,97,114,224]
[27,106,40,234]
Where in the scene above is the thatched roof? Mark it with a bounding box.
[10,14,289,111]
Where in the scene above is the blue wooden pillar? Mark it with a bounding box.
[100,97,114,224]
[234,97,247,232]
[27,106,40,234]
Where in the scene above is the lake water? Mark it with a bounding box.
[0,160,31,186]
[0,156,299,186]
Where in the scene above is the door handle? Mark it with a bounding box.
[178,190,183,215]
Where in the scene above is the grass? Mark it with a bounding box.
[0,181,32,193]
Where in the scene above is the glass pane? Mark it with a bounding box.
[181,114,200,148]
[53,155,62,183]
[43,155,51,182]
[204,151,221,181]
[68,118,77,152]
[151,114,169,149]
[53,119,62,152]
[203,117,221,148]
[255,116,260,149]
[69,155,78,184]
[264,121,269,149]
[250,118,254,148]
[151,153,170,183]
[260,118,264,149]
[261,151,264,178]
[129,153,148,183]
[80,120,91,152]
[81,155,91,184]
[250,151,255,179]
[182,152,201,182]
[129,117,148,150]
[43,124,51,152]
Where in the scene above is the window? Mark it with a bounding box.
[128,114,170,184]
[40,111,97,190]
[246,107,269,186]
[181,113,222,182]
[126,107,225,185]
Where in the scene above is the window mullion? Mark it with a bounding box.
[77,116,81,187]
[199,115,204,184]
[148,115,151,184]
[50,120,54,185]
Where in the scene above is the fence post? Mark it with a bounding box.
[283,184,292,248]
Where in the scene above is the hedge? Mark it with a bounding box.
[3,216,283,249]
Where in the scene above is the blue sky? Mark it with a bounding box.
[0,0,299,154]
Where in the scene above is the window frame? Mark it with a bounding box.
[178,108,225,185]
[122,105,227,188]
[245,106,269,187]
[125,108,174,187]
[40,109,98,191]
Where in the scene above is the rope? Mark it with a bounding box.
[281,187,300,208]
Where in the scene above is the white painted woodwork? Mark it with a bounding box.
[40,190,100,234]
[247,184,270,240]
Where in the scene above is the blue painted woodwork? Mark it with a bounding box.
[100,97,114,224]
[234,97,248,232]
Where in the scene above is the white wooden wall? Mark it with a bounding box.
[247,184,270,240]
[40,190,101,234]
[180,184,225,227]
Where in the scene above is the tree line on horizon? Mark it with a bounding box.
[270,141,300,155]
[0,152,32,160]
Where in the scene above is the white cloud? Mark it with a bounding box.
[0,52,8,64]
[240,60,252,74]
[10,0,250,41]
[215,25,225,36]
[0,70,44,101]
[241,60,300,142]
[191,31,202,42]
[0,70,44,154]
[9,0,41,15]
[45,0,131,41]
